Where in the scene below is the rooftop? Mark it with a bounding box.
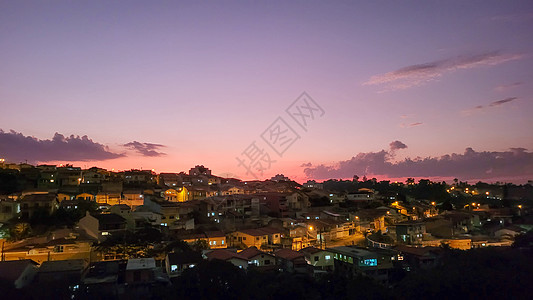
[126,258,156,270]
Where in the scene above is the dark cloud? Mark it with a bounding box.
[364,52,523,90]
[304,146,533,181]
[300,162,312,168]
[123,141,166,157]
[389,141,408,151]
[463,97,517,115]
[400,122,423,128]
[489,97,517,107]
[0,129,124,163]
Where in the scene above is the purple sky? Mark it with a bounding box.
[1,1,532,183]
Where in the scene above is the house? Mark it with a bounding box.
[394,245,442,270]
[203,249,249,269]
[254,193,289,217]
[327,246,395,284]
[78,212,127,241]
[125,258,157,284]
[95,192,122,206]
[19,193,58,219]
[441,211,480,233]
[227,227,282,249]
[494,225,525,239]
[34,259,87,287]
[123,170,155,184]
[131,206,163,228]
[109,204,134,226]
[0,197,19,222]
[122,189,145,208]
[158,173,181,187]
[2,229,96,263]
[256,227,283,246]
[206,231,227,249]
[166,251,203,277]
[0,259,38,289]
[143,196,194,228]
[227,228,269,249]
[189,165,212,176]
[286,192,310,211]
[57,193,73,202]
[353,209,389,233]
[162,187,190,202]
[307,219,357,245]
[286,225,313,250]
[274,248,309,273]
[76,192,95,201]
[221,185,245,196]
[300,246,334,272]
[302,180,323,190]
[395,220,426,245]
[81,260,126,298]
[346,189,375,202]
[239,246,277,270]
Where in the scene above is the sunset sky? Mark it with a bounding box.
[1,1,532,183]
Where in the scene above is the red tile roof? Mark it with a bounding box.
[274,248,304,260]
[205,249,248,261]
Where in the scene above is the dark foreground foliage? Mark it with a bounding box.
[6,245,533,300]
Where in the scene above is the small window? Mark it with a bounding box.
[314,256,319,262]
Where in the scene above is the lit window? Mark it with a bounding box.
[325,255,331,260]
[102,232,110,236]
[171,265,178,272]
[361,259,377,266]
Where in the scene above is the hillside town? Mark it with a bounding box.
[1,162,532,298]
